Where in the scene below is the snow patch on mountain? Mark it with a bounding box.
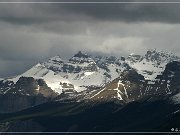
[114,80,124,100]
[126,49,180,80]
[127,59,165,80]
[90,88,106,99]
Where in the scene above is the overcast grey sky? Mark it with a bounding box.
[1,0,180,77]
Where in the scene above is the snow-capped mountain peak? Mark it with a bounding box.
[69,51,96,66]
[48,55,63,62]
[5,51,127,94]
[145,49,179,64]
[126,49,180,80]
[72,51,89,58]
[2,49,180,101]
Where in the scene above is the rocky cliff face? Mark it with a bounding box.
[0,77,58,113]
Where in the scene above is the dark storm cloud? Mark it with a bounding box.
[58,3,180,23]
[1,2,180,25]
[0,2,180,26]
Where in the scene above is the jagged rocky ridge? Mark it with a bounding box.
[0,49,180,113]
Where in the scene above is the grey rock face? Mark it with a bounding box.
[0,77,58,113]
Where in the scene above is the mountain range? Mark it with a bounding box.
[0,49,180,133]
